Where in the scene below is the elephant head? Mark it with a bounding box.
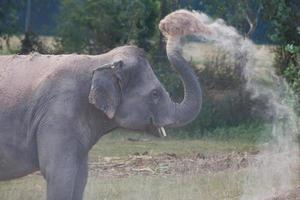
[88,42,202,137]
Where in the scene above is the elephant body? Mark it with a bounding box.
[0,52,117,199]
[0,43,202,200]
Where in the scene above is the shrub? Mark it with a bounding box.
[169,121,268,143]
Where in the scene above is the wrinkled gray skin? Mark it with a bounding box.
[0,43,201,200]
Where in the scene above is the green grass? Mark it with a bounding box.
[0,169,246,200]
[0,175,46,200]
[83,171,246,200]
[170,121,269,142]
[90,130,257,159]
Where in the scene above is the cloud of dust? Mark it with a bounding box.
[174,10,300,199]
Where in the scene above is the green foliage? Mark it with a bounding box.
[0,0,21,51]
[183,90,257,132]
[170,121,268,143]
[263,0,300,98]
[0,0,20,36]
[262,0,300,46]
[199,52,243,89]
[273,44,299,77]
[201,0,263,37]
[153,61,183,101]
[282,46,300,95]
[285,44,300,55]
[56,0,160,54]
[203,122,269,142]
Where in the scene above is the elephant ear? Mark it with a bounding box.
[88,61,123,119]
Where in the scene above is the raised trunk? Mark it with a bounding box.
[166,37,202,127]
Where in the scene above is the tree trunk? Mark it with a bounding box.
[20,0,33,54]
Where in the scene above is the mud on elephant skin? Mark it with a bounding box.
[0,11,202,200]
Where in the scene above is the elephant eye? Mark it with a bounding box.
[152,90,160,99]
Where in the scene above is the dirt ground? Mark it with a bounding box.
[86,151,258,178]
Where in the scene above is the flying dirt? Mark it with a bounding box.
[160,10,300,200]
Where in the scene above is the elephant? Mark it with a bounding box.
[0,37,202,200]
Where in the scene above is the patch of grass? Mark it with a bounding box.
[169,122,270,145]
[1,163,298,200]
[84,170,246,200]
[90,130,258,159]
[0,175,46,200]
[203,122,272,142]
[0,168,247,200]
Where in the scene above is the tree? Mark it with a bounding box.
[0,0,20,51]
[56,0,160,54]
[0,0,52,54]
[262,0,300,46]
[20,0,59,54]
[20,0,34,54]
[201,0,263,38]
[261,0,300,97]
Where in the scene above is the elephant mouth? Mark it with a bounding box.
[146,126,167,137]
[148,118,167,137]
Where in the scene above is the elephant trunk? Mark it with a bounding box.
[166,37,202,128]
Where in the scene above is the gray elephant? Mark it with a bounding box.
[0,36,202,199]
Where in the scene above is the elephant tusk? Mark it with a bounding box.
[158,127,167,137]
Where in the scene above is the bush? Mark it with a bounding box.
[169,121,268,143]
[198,50,243,90]
[189,50,260,134]
[279,44,300,94]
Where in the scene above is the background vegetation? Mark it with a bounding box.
[0,0,299,141]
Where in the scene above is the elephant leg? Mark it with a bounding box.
[45,165,78,200]
[72,157,88,200]
[37,125,88,200]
